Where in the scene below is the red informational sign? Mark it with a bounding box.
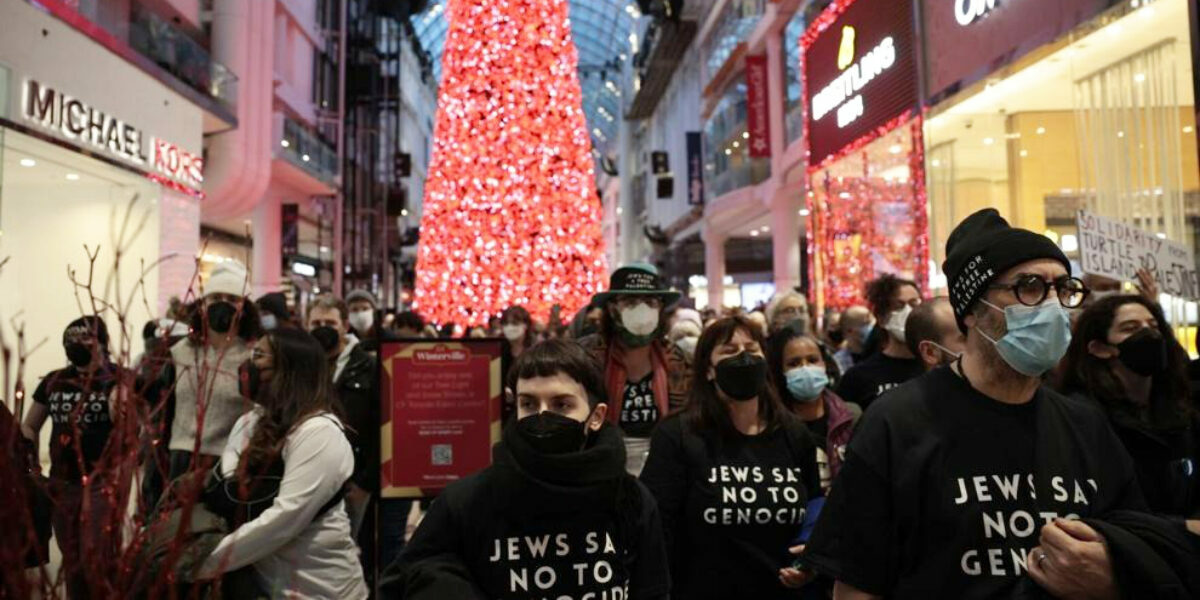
[921,0,1108,102]
[380,340,503,497]
[802,0,918,167]
[745,54,772,158]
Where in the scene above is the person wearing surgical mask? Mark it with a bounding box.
[577,263,691,476]
[155,260,262,482]
[381,339,670,599]
[346,289,386,354]
[767,327,860,493]
[904,298,966,372]
[802,208,1146,600]
[834,274,924,411]
[500,305,535,359]
[640,316,823,598]
[198,328,367,598]
[305,294,382,576]
[1061,295,1200,516]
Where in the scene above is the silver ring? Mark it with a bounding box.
[1036,550,1049,567]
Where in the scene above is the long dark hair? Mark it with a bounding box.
[189,296,264,344]
[767,325,840,409]
[1061,295,1192,430]
[239,328,341,471]
[684,315,791,442]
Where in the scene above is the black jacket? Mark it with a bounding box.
[379,423,671,599]
[337,342,379,492]
[1084,510,1200,599]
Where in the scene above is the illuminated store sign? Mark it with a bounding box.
[21,79,203,189]
[955,0,1003,26]
[811,31,897,128]
[803,0,917,167]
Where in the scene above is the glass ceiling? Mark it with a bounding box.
[411,0,639,153]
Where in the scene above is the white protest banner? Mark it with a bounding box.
[1076,210,1199,300]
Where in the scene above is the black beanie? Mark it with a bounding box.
[63,316,109,347]
[942,209,1070,332]
[257,292,289,320]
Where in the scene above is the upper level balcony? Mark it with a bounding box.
[39,0,238,130]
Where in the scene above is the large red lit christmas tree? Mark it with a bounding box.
[414,0,607,326]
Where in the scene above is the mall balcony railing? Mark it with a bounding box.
[74,0,238,115]
[708,158,770,200]
[280,117,339,185]
[699,0,766,92]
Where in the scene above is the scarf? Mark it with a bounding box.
[602,339,671,425]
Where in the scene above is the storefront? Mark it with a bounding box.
[921,0,1199,295]
[802,0,927,312]
[0,0,204,380]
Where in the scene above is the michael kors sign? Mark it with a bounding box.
[21,79,203,190]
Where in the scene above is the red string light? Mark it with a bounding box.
[413,0,608,327]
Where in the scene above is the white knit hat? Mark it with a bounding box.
[204,260,249,298]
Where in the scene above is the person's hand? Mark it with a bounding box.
[778,544,817,589]
[1027,519,1118,600]
[1135,268,1159,302]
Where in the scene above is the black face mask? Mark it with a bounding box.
[1116,328,1169,377]
[515,412,590,455]
[65,342,92,368]
[311,326,341,354]
[238,360,263,401]
[207,301,237,334]
[714,352,767,401]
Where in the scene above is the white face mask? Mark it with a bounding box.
[348,309,374,333]
[884,304,913,343]
[619,303,660,337]
[260,314,278,331]
[502,323,527,341]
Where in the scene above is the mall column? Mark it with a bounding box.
[252,194,283,296]
[766,30,801,292]
[703,223,726,311]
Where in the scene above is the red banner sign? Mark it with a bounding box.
[380,340,503,497]
[745,54,772,158]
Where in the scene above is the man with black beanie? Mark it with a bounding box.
[800,209,1146,598]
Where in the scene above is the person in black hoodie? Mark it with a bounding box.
[640,315,823,600]
[1060,294,1200,517]
[380,338,671,599]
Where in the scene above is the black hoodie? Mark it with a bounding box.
[380,422,671,600]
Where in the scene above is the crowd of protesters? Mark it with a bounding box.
[5,207,1200,599]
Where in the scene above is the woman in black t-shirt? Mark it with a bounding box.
[640,315,823,599]
[1061,295,1200,517]
[21,316,120,599]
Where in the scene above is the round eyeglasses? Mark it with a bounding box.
[987,275,1090,308]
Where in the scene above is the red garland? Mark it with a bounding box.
[806,113,930,312]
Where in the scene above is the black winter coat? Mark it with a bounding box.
[337,342,379,492]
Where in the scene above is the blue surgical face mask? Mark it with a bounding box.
[785,365,829,403]
[976,299,1071,377]
[260,314,278,331]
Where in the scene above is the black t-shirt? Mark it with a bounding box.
[33,366,118,482]
[387,426,671,599]
[834,353,923,411]
[804,366,1146,599]
[804,413,830,451]
[640,414,822,600]
[620,374,659,439]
